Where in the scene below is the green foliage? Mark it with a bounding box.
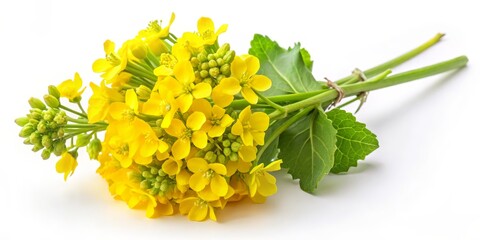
[326,109,379,173]
[278,109,337,193]
[249,34,323,95]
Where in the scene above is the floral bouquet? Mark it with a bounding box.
[15,14,467,221]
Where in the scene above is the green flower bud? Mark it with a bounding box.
[48,85,61,99]
[127,171,141,181]
[223,51,235,63]
[75,133,91,148]
[29,109,43,120]
[190,57,200,68]
[56,128,65,138]
[15,117,29,127]
[36,121,47,133]
[220,64,230,75]
[29,118,39,126]
[201,62,209,70]
[197,52,207,62]
[216,58,224,66]
[23,138,31,145]
[87,138,102,159]
[217,154,226,164]
[19,124,35,137]
[227,133,236,140]
[217,43,230,56]
[154,181,161,189]
[231,142,241,152]
[205,151,216,163]
[158,169,167,177]
[160,181,168,192]
[230,152,238,161]
[195,149,206,157]
[41,149,52,160]
[28,97,46,110]
[29,132,41,144]
[142,171,153,179]
[200,70,209,78]
[203,77,213,85]
[53,141,66,156]
[136,85,152,100]
[209,67,220,77]
[42,111,54,122]
[150,187,160,195]
[150,167,159,175]
[216,75,225,81]
[223,147,232,156]
[43,94,60,108]
[204,142,215,151]
[208,59,218,68]
[32,143,44,152]
[54,111,67,125]
[222,140,231,147]
[207,54,215,61]
[42,135,52,148]
[140,180,151,189]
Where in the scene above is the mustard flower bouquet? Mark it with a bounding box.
[15,14,467,221]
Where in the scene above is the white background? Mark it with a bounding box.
[1,0,479,239]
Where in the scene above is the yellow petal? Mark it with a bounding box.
[238,145,257,162]
[212,86,233,108]
[162,158,182,175]
[179,197,195,215]
[197,17,214,34]
[158,140,169,153]
[208,206,217,221]
[220,114,234,127]
[218,77,241,95]
[250,75,272,91]
[188,203,208,221]
[250,193,267,203]
[257,175,277,197]
[134,155,152,165]
[187,157,209,173]
[189,172,208,191]
[230,56,246,79]
[174,60,195,86]
[172,138,190,160]
[231,121,243,136]
[238,105,252,121]
[209,163,227,175]
[243,55,260,77]
[241,87,258,104]
[211,175,228,197]
[208,126,225,138]
[92,59,111,73]
[187,111,206,130]
[264,160,283,172]
[192,83,212,99]
[216,24,228,36]
[190,99,211,116]
[104,40,115,54]
[241,131,254,146]
[125,89,138,113]
[177,93,193,113]
[165,119,186,138]
[153,65,173,76]
[252,132,265,145]
[192,130,208,149]
[250,112,270,131]
[198,188,219,201]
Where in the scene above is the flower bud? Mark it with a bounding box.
[42,135,52,148]
[207,54,215,61]
[32,143,44,152]
[131,43,148,59]
[28,97,46,110]
[36,121,47,133]
[222,140,231,147]
[200,70,209,78]
[205,151,217,163]
[53,141,66,156]
[229,152,238,161]
[44,94,60,108]
[217,43,230,56]
[15,117,29,127]
[231,142,241,152]
[209,67,220,77]
[197,52,207,62]
[217,154,226,164]
[41,149,52,160]
[223,148,232,156]
[220,64,230,75]
[19,124,35,137]
[76,133,91,147]
[190,57,200,68]
[136,85,152,100]
[48,85,61,99]
[223,51,235,63]
[140,180,151,189]
[87,138,102,159]
[29,132,41,144]
[201,62,209,70]
[208,59,218,68]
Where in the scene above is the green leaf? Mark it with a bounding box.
[326,109,379,173]
[249,34,324,96]
[300,48,313,71]
[278,109,337,193]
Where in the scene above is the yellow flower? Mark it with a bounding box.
[231,106,269,146]
[190,99,234,137]
[247,160,282,198]
[57,72,86,102]
[92,40,127,83]
[55,152,78,181]
[171,32,204,61]
[153,53,178,76]
[104,121,139,168]
[197,17,227,45]
[213,55,272,106]
[108,89,138,122]
[156,60,211,113]
[179,196,221,221]
[142,90,178,128]
[162,157,183,176]
[132,120,169,165]
[165,112,207,160]
[87,81,124,123]
[187,157,228,201]
[137,13,175,55]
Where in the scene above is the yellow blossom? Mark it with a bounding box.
[104,121,139,168]
[92,40,127,83]
[171,32,203,61]
[132,120,168,165]
[156,60,211,113]
[55,152,78,181]
[179,196,221,221]
[187,157,228,201]
[57,72,86,102]
[231,106,269,146]
[190,99,234,137]
[165,112,207,160]
[108,89,138,122]
[142,90,178,128]
[197,17,227,45]
[87,81,124,123]
[162,157,183,176]
[137,13,175,55]
[247,160,282,198]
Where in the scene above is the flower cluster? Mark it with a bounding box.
[17,14,282,221]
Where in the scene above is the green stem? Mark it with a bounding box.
[268,55,468,120]
[255,90,286,113]
[59,105,88,118]
[258,106,314,163]
[77,102,87,115]
[336,33,445,85]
